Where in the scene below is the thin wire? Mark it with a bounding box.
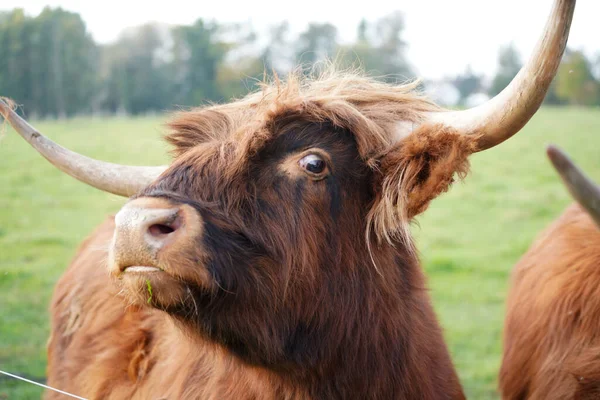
[0,369,88,400]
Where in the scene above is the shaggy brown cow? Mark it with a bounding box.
[500,145,600,400]
[1,1,574,398]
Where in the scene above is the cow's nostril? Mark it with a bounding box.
[148,223,176,237]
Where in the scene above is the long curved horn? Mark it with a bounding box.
[426,0,576,151]
[547,145,600,228]
[0,99,167,197]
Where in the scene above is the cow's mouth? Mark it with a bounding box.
[123,265,163,273]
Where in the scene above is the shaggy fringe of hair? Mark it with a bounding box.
[166,63,440,158]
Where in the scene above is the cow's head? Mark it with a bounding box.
[1,0,574,371]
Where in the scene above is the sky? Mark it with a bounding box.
[4,0,598,80]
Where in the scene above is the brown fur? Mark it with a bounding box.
[500,203,600,399]
[45,69,475,399]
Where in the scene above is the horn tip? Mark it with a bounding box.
[0,97,17,117]
[546,144,568,169]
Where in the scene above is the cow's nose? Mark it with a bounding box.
[111,197,190,271]
[115,199,181,250]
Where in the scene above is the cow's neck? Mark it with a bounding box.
[169,249,463,399]
[298,253,460,399]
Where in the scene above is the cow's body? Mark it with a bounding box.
[47,215,464,400]
[500,203,600,399]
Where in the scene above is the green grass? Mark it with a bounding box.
[1,107,599,398]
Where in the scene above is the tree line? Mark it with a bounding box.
[0,7,598,119]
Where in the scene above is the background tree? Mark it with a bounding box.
[338,19,379,74]
[295,23,338,69]
[0,9,33,115]
[215,22,268,100]
[489,43,522,96]
[30,7,97,117]
[171,19,226,106]
[453,65,483,105]
[556,49,600,106]
[371,11,413,82]
[102,23,174,115]
[337,14,413,82]
[592,52,600,80]
[0,7,97,117]
[261,22,290,75]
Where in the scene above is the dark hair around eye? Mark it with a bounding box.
[299,154,326,175]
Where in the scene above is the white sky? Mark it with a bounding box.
[4,0,598,80]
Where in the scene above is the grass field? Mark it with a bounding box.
[1,107,599,398]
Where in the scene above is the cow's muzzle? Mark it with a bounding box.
[109,197,202,276]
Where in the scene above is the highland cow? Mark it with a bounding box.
[0,0,575,398]
[500,144,600,400]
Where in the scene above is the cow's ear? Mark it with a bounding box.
[369,124,476,243]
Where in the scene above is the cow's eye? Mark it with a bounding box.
[299,154,327,177]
